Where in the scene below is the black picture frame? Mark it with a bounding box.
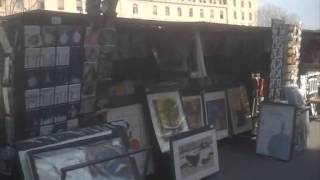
[256,101,297,161]
[169,126,219,180]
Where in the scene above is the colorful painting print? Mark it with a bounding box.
[29,138,139,180]
[204,91,229,140]
[227,87,253,135]
[256,102,296,161]
[182,96,204,130]
[147,91,188,153]
[170,128,219,180]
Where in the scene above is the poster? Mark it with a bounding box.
[182,96,204,130]
[204,91,229,140]
[227,87,253,135]
[147,91,188,153]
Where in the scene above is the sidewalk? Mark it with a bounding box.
[207,121,320,180]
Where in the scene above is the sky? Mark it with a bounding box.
[258,0,320,30]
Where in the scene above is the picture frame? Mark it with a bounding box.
[170,127,219,180]
[147,91,189,153]
[227,86,253,135]
[256,102,297,161]
[181,95,205,130]
[203,91,229,140]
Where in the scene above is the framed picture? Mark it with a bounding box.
[182,96,204,130]
[203,91,229,140]
[147,91,189,153]
[107,104,154,175]
[170,127,219,180]
[227,86,253,135]
[256,102,296,161]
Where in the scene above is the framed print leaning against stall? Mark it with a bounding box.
[170,127,219,180]
[182,95,205,130]
[227,86,253,135]
[203,91,229,140]
[147,91,189,153]
[256,102,296,161]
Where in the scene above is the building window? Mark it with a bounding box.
[153,5,157,15]
[233,11,237,19]
[248,1,252,8]
[189,8,193,17]
[165,6,170,16]
[200,9,204,18]
[249,12,252,20]
[241,0,244,7]
[241,11,245,20]
[177,7,182,16]
[233,0,236,6]
[76,0,83,12]
[220,11,224,19]
[58,0,64,10]
[223,0,227,4]
[133,4,138,14]
[210,10,214,18]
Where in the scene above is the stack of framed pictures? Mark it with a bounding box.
[227,86,253,135]
[147,91,189,153]
[16,124,142,180]
[256,102,296,161]
[203,91,229,140]
[170,127,219,180]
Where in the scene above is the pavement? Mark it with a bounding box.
[206,120,320,180]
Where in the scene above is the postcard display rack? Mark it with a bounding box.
[2,14,106,140]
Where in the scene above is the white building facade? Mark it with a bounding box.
[0,0,256,26]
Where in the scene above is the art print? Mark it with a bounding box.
[57,26,72,46]
[256,102,296,161]
[40,69,55,87]
[69,26,83,46]
[25,48,40,69]
[147,91,188,153]
[39,87,55,107]
[25,89,40,111]
[182,96,204,130]
[24,25,42,47]
[41,26,56,46]
[56,47,70,66]
[227,87,253,135]
[204,91,229,140]
[54,85,68,105]
[68,84,81,102]
[170,128,219,180]
[25,70,41,89]
[40,47,56,67]
[39,109,54,126]
[54,67,70,85]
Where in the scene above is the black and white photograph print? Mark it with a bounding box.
[204,91,229,140]
[171,128,219,180]
[69,26,84,46]
[256,102,296,161]
[25,48,40,69]
[25,70,41,89]
[24,25,42,47]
